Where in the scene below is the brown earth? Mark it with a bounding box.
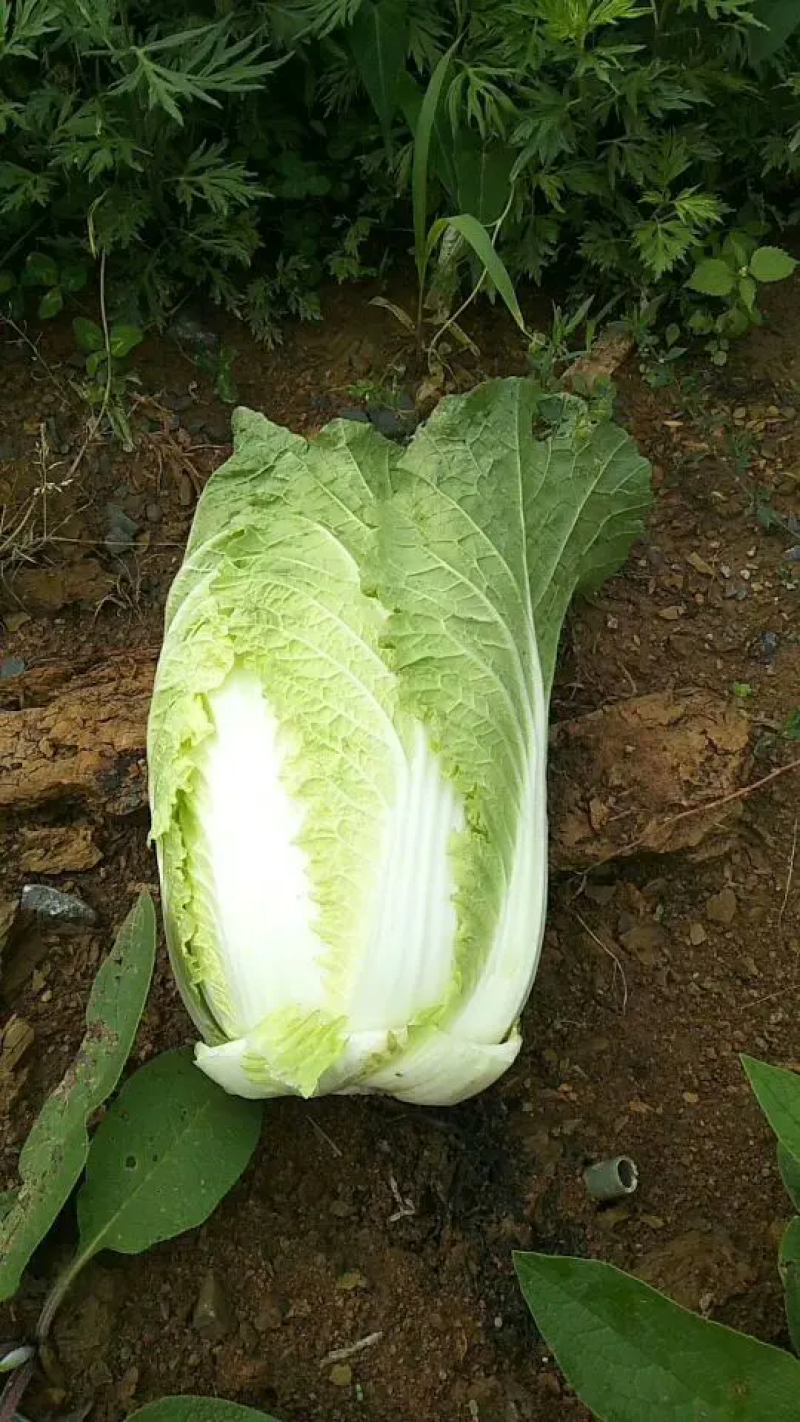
[1,275,800,1422]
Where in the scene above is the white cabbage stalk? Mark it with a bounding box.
[148,380,649,1106]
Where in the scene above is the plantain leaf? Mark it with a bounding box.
[516,1250,800,1421]
[0,896,156,1302]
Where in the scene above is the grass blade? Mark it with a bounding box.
[428,212,526,334]
[412,42,457,286]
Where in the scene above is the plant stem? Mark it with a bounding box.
[35,1245,94,1343]
[0,1360,33,1422]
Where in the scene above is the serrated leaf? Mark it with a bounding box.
[349,0,407,140]
[750,246,798,284]
[60,264,88,294]
[108,323,143,359]
[516,1251,800,1420]
[686,258,735,297]
[0,895,156,1302]
[0,1190,16,1223]
[38,287,63,319]
[75,1048,262,1262]
[130,1399,279,1422]
[72,316,104,353]
[779,1216,800,1354]
[742,1055,800,1159]
[21,252,58,288]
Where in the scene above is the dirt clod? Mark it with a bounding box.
[705,887,738,925]
[18,826,102,874]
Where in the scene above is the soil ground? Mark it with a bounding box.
[1,275,800,1422]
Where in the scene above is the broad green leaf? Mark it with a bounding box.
[743,1055,800,1159]
[0,895,156,1302]
[72,316,104,353]
[516,1251,800,1421]
[412,44,457,285]
[0,271,15,295]
[454,133,515,226]
[750,246,798,284]
[686,258,735,297]
[349,0,407,139]
[723,231,756,268]
[75,1048,262,1259]
[108,323,143,358]
[38,287,63,319]
[86,349,108,378]
[722,305,751,338]
[779,1216,800,1354]
[779,1145,800,1210]
[59,263,88,294]
[21,251,58,288]
[0,1190,16,1223]
[427,213,525,334]
[130,1399,279,1422]
[750,0,800,62]
[738,275,757,313]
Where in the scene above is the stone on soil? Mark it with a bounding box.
[705,886,738,925]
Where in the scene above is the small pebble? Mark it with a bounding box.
[192,1270,233,1342]
[20,884,96,929]
[705,886,738,925]
[689,922,707,946]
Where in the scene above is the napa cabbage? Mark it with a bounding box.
[147,379,650,1105]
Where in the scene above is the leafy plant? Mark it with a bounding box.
[37,1048,263,1335]
[371,45,526,363]
[71,314,144,450]
[0,893,263,1420]
[0,253,87,322]
[685,230,798,364]
[0,895,156,1303]
[516,1053,800,1421]
[2,0,800,352]
[147,379,650,1107]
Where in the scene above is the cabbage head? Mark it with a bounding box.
[148,379,650,1105]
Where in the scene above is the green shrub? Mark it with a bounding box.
[1,0,800,341]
